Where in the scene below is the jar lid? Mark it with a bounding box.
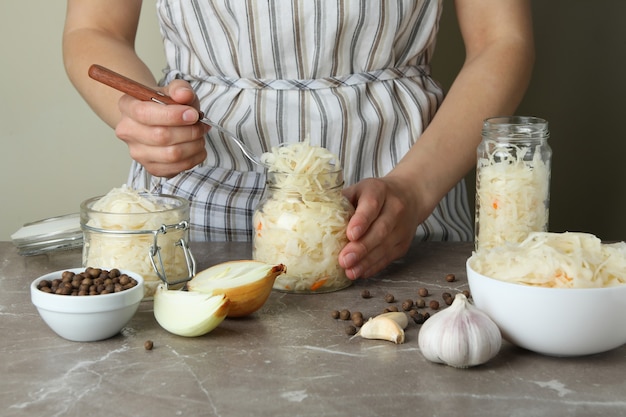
[11,213,83,256]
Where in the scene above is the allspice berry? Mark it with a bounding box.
[345,325,358,336]
[144,340,154,350]
[401,299,414,311]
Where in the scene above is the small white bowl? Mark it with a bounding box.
[31,268,145,342]
[467,258,626,356]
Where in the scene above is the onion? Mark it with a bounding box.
[153,284,230,337]
[187,260,286,317]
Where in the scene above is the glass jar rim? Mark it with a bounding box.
[80,193,189,216]
[80,193,190,234]
[483,116,549,140]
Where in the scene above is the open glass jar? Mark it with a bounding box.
[252,169,354,293]
[80,193,195,298]
[475,116,551,251]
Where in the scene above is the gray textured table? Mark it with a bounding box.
[1,241,625,417]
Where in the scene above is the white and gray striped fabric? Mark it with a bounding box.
[129,0,473,242]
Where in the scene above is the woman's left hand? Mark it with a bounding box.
[339,177,422,279]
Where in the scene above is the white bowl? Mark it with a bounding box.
[467,258,626,356]
[30,268,145,342]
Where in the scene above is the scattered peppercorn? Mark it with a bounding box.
[352,315,364,327]
[144,340,154,350]
[412,312,426,324]
[360,289,371,299]
[429,300,440,310]
[415,298,426,308]
[418,287,429,297]
[442,292,453,306]
[445,273,456,282]
[401,299,414,311]
[339,309,351,320]
[345,325,358,336]
[331,310,340,319]
[384,293,395,303]
[463,290,471,298]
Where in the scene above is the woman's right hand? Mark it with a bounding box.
[114,79,210,178]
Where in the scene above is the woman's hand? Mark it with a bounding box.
[339,177,423,280]
[115,80,210,178]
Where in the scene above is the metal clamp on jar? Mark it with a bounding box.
[149,221,196,287]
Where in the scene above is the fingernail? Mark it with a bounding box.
[348,226,363,241]
[349,266,362,279]
[182,109,198,122]
[342,252,358,268]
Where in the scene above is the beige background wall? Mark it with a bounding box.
[2,1,625,242]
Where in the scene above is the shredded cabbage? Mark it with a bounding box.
[470,232,626,288]
[254,141,353,292]
[82,185,189,296]
[475,140,550,250]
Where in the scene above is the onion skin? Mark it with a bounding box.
[188,261,286,317]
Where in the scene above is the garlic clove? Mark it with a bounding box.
[352,315,405,344]
[153,284,230,337]
[187,260,286,317]
[377,311,409,329]
[418,293,501,368]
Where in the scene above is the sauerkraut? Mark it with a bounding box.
[254,141,353,292]
[81,185,190,297]
[475,140,550,250]
[470,232,626,288]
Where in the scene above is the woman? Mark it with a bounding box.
[63,0,534,280]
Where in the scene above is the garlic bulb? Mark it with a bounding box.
[418,293,501,368]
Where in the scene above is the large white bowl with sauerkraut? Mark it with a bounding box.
[467,232,626,356]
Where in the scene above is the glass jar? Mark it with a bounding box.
[475,116,551,251]
[252,169,354,293]
[80,194,195,298]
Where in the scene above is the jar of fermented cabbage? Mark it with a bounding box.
[252,167,354,293]
[80,189,195,298]
[475,116,552,251]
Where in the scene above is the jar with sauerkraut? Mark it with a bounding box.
[475,116,551,251]
[80,186,195,298]
[253,142,354,293]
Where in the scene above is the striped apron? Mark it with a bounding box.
[130,0,473,242]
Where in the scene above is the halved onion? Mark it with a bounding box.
[187,260,286,317]
[153,284,230,337]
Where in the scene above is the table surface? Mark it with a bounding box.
[1,241,625,417]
